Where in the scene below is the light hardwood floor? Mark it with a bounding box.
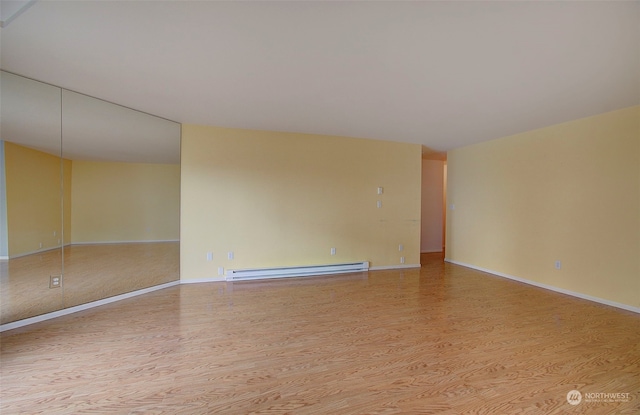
[1,253,638,414]
[1,242,179,324]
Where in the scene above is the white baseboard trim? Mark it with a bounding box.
[369,264,421,271]
[0,280,180,332]
[182,266,423,283]
[71,240,179,245]
[0,255,8,261]
[444,258,640,314]
[9,245,67,259]
[6,241,179,259]
[180,277,225,284]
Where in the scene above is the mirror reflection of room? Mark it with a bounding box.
[0,71,181,325]
[1,72,65,323]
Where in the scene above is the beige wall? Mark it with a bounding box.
[63,157,72,246]
[446,106,640,309]
[4,142,67,257]
[70,161,180,243]
[421,159,445,253]
[181,125,422,281]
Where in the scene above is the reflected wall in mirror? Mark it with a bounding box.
[60,89,181,308]
[1,72,64,323]
[0,71,181,325]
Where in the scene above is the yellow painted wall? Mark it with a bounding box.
[4,142,64,256]
[181,125,422,280]
[446,106,640,309]
[63,158,72,246]
[70,161,180,243]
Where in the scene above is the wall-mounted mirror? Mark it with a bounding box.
[1,72,64,322]
[1,71,181,325]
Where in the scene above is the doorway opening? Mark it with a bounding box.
[420,153,447,265]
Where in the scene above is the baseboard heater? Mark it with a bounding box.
[225,261,369,282]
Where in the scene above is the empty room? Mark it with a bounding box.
[1,1,638,414]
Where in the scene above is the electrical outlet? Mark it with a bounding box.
[331,247,336,255]
[228,251,234,260]
[206,252,213,261]
[400,256,405,264]
[398,244,404,251]
[555,261,562,270]
[50,275,62,289]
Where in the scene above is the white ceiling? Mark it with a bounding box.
[1,1,639,155]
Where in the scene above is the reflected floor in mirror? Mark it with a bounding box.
[0,249,64,324]
[0,242,179,324]
[1,253,639,414]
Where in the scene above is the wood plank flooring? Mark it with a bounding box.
[1,242,179,324]
[1,253,638,414]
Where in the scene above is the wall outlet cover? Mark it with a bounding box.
[49,275,62,288]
